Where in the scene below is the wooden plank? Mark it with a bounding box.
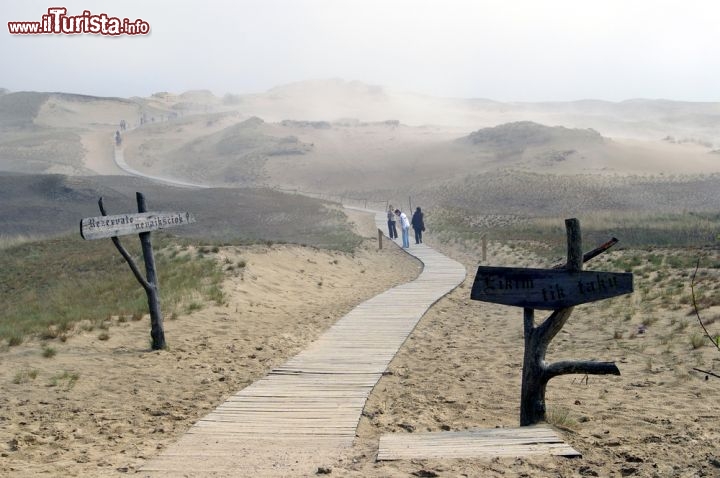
[377,426,581,460]
[471,266,633,309]
[80,211,195,240]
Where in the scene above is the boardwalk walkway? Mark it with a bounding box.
[141,211,466,476]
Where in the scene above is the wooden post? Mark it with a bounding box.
[519,219,620,426]
[471,220,630,426]
[481,234,487,262]
[136,192,166,350]
[378,228,383,250]
[84,194,194,351]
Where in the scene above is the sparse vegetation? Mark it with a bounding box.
[428,210,720,393]
[207,285,225,305]
[49,371,79,390]
[7,334,23,347]
[0,234,225,343]
[427,172,720,254]
[545,406,579,431]
[186,302,202,313]
[690,333,706,349]
[12,368,38,384]
[641,316,658,327]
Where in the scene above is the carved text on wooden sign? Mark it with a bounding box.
[471,266,633,310]
[80,211,195,240]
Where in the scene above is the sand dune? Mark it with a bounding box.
[1,80,720,477]
[2,80,720,184]
[2,213,718,477]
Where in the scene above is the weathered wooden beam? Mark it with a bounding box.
[566,218,583,272]
[471,267,632,310]
[80,210,195,240]
[545,360,620,380]
[552,237,619,270]
[136,192,166,350]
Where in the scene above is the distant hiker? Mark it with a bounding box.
[387,205,398,239]
[115,130,122,145]
[395,209,410,248]
[411,207,425,244]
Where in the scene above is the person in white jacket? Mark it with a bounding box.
[394,209,411,248]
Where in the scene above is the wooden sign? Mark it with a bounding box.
[471,266,633,310]
[80,211,195,240]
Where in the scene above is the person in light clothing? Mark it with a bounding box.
[387,205,398,239]
[394,209,410,248]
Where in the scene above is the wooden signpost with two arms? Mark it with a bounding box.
[471,218,634,425]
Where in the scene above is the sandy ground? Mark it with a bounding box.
[80,131,125,175]
[2,88,720,477]
[2,211,719,477]
[339,238,720,478]
[0,211,420,477]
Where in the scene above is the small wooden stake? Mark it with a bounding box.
[378,228,383,250]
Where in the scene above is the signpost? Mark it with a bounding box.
[80,192,195,350]
[80,211,195,240]
[471,219,633,426]
[471,267,632,310]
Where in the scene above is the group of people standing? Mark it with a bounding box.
[387,205,425,248]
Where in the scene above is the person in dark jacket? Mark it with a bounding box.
[411,207,425,244]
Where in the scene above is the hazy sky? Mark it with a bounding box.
[2,0,719,102]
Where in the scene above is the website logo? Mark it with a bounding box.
[8,7,150,36]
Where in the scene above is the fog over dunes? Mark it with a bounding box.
[0,79,719,238]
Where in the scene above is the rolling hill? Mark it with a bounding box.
[1,80,719,240]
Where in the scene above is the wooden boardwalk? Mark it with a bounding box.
[141,211,466,476]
